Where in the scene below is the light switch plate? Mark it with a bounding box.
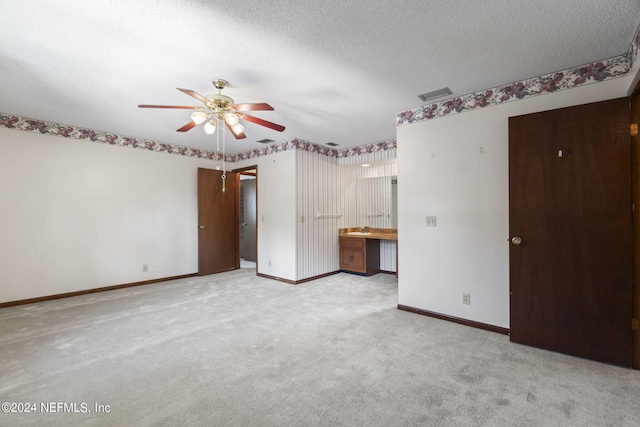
[425,216,437,227]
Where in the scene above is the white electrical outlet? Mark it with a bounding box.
[426,216,437,227]
[463,293,471,305]
[143,264,149,272]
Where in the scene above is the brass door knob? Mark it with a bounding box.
[511,236,522,245]
[199,225,206,230]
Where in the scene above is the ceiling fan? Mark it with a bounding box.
[138,79,285,139]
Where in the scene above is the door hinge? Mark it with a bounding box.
[631,123,638,136]
[633,318,639,331]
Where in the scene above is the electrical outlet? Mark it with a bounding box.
[463,293,471,305]
[142,264,149,272]
[426,216,437,227]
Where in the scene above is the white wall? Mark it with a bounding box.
[396,74,637,329]
[0,128,216,303]
[234,150,298,281]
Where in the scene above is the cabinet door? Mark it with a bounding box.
[340,248,352,270]
[339,237,369,273]
[350,249,365,272]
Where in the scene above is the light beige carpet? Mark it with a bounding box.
[1,268,639,426]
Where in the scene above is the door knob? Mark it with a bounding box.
[511,236,522,245]
[199,225,206,230]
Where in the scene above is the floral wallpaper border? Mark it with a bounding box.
[396,53,631,126]
[0,113,396,162]
[628,22,640,69]
[397,21,640,126]
[0,114,225,160]
[335,139,396,158]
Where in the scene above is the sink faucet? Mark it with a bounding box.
[360,226,367,233]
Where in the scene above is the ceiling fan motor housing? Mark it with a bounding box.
[205,94,234,109]
[203,94,238,121]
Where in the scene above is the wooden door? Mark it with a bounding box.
[632,95,640,370]
[198,168,239,275]
[509,97,632,367]
[242,178,257,262]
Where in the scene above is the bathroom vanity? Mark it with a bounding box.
[338,228,398,276]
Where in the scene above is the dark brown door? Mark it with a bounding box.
[509,97,632,367]
[198,168,239,275]
[632,95,640,370]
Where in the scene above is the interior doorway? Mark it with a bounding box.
[235,166,258,270]
[197,168,239,275]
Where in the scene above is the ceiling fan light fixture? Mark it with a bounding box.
[232,123,244,134]
[224,112,240,126]
[190,111,208,125]
[203,120,217,134]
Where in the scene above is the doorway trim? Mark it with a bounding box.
[631,92,640,370]
[631,79,640,369]
[234,165,258,273]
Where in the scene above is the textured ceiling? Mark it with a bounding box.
[1,0,639,155]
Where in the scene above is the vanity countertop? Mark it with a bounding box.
[338,227,398,241]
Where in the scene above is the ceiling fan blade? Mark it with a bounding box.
[232,103,274,112]
[177,88,210,105]
[138,104,201,109]
[177,121,197,132]
[225,121,246,139]
[241,113,285,132]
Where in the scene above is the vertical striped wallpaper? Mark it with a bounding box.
[356,162,397,272]
[296,149,397,280]
[357,177,390,227]
[337,149,397,166]
[380,240,397,272]
[296,149,356,280]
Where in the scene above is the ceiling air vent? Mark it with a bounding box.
[418,87,452,102]
[257,138,275,144]
[326,142,339,147]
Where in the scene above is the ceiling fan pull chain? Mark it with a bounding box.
[221,120,227,193]
[222,120,226,172]
[216,117,221,152]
